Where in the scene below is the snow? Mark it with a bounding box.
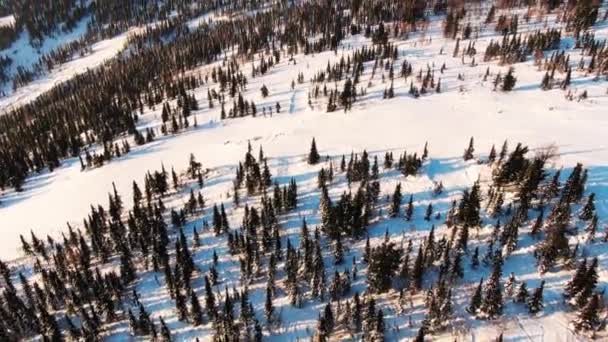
[1,4,608,341]
[0,27,130,111]
[0,11,220,111]
[0,14,14,28]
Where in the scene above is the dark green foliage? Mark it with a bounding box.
[368,238,402,293]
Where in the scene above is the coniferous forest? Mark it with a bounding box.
[1,0,608,340]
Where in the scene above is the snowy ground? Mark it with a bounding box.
[0,14,14,28]
[0,30,130,111]
[1,4,608,342]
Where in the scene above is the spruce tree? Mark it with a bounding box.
[515,282,529,303]
[389,183,403,217]
[175,288,188,321]
[160,317,172,341]
[415,326,425,342]
[586,215,598,241]
[405,195,414,221]
[572,294,601,332]
[504,272,516,298]
[412,245,425,290]
[574,257,598,309]
[265,284,274,323]
[424,203,433,221]
[190,291,204,326]
[564,258,587,298]
[527,280,545,314]
[467,278,483,314]
[471,246,480,269]
[579,193,595,221]
[368,238,402,293]
[501,67,516,91]
[480,262,503,319]
[463,137,475,161]
[308,138,321,165]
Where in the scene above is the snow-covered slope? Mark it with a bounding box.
[1,3,608,342]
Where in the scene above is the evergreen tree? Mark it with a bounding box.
[308,138,321,165]
[572,294,601,332]
[467,278,483,314]
[574,257,598,309]
[515,282,529,303]
[579,193,596,221]
[471,246,480,269]
[501,67,516,91]
[390,183,403,217]
[504,272,516,298]
[204,276,216,319]
[160,317,172,341]
[415,326,426,342]
[412,245,425,290]
[488,145,497,163]
[586,215,598,241]
[424,203,433,221]
[405,195,414,221]
[175,288,188,321]
[265,284,274,323]
[480,262,503,319]
[368,238,402,293]
[564,258,587,298]
[527,280,545,314]
[463,137,475,161]
[190,291,204,326]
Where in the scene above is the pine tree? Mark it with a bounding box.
[424,203,433,221]
[586,215,598,241]
[579,193,595,221]
[390,183,402,217]
[530,210,544,237]
[368,238,402,293]
[190,291,204,326]
[572,294,601,332]
[374,309,386,341]
[412,245,425,290]
[504,272,516,298]
[334,235,344,265]
[261,84,269,97]
[415,326,426,342]
[574,257,599,309]
[463,137,475,161]
[160,317,172,341]
[204,276,216,319]
[265,284,274,323]
[468,278,483,314]
[541,72,551,90]
[515,282,529,303]
[564,258,587,298]
[128,309,140,335]
[480,262,503,319]
[175,288,188,321]
[488,144,497,163]
[405,195,414,221]
[501,67,516,91]
[39,303,62,341]
[527,280,545,314]
[308,138,321,165]
[471,246,480,269]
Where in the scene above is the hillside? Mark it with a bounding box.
[0,0,608,341]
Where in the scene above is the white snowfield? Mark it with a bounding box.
[0,6,607,342]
